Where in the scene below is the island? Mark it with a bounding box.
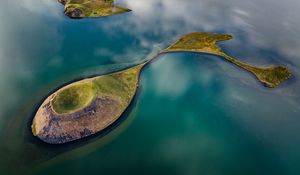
[58,0,131,18]
[31,32,292,144]
[32,64,144,144]
[162,32,292,88]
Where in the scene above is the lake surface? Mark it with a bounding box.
[1,0,300,174]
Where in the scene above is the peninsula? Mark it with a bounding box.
[162,32,292,88]
[31,32,292,144]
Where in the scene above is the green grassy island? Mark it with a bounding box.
[162,32,292,88]
[32,32,292,144]
[32,64,144,144]
[58,0,131,18]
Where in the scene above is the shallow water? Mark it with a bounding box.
[0,0,300,174]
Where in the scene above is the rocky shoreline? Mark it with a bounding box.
[32,95,123,144]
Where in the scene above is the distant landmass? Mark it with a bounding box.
[58,0,131,18]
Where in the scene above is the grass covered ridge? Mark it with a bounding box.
[51,64,144,115]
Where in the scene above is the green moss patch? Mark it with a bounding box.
[52,81,97,114]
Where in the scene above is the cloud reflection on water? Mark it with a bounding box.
[111,0,300,66]
[103,0,300,108]
[109,0,300,108]
[0,0,64,121]
[0,0,300,174]
[107,1,300,173]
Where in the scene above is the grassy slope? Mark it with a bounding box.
[51,64,144,115]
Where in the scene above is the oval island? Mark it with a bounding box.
[32,64,144,144]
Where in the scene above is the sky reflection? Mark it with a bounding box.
[0,0,300,174]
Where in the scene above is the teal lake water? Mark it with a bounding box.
[1,0,300,174]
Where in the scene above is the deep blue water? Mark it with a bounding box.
[0,0,300,175]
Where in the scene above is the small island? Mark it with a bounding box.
[58,0,131,18]
[32,64,144,144]
[32,32,292,144]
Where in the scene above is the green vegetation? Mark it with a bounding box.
[93,63,144,104]
[162,32,292,88]
[59,0,131,18]
[32,32,293,144]
[50,63,144,115]
[51,81,97,114]
[31,64,144,143]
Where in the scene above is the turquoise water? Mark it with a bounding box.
[1,0,300,174]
